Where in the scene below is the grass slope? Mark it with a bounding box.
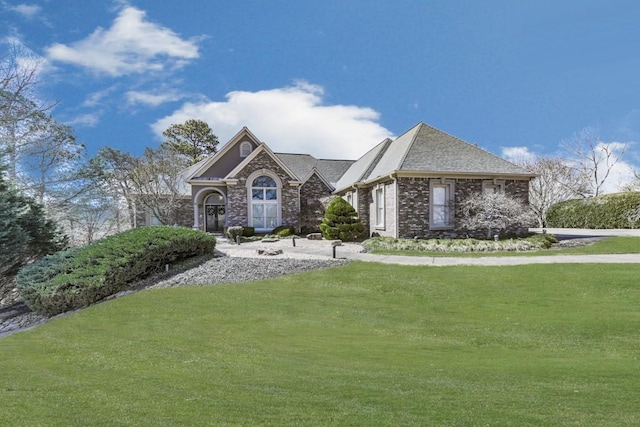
[1,262,639,426]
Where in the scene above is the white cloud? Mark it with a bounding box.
[501,146,537,163]
[66,112,102,128]
[152,81,393,160]
[45,6,200,76]
[83,86,119,107]
[8,3,41,19]
[126,89,184,107]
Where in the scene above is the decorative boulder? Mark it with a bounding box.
[257,249,283,256]
[307,233,323,240]
[330,240,342,246]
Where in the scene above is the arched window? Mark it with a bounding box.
[250,175,279,229]
[240,141,253,157]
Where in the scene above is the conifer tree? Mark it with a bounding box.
[319,197,364,241]
[0,165,67,283]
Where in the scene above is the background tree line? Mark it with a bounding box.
[1,44,218,290]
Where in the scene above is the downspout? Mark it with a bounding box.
[297,183,301,233]
[390,174,398,238]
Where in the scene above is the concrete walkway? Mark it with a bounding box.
[260,228,640,266]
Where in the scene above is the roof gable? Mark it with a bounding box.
[301,168,334,191]
[226,144,299,181]
[334,138,392,191]
[185,127,261,180]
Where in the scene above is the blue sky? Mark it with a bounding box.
[2,0,639,188]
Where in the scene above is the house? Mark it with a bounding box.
[161,122,535,238]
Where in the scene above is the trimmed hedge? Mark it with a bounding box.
[17,226,216,316]
[546,192,640,229]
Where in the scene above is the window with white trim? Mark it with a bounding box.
[375,187,385,228]
[240,141,253,157]
[430,180,455,228]
[148,210,162,226]
[482,180,505,194]
[250,175,278,229]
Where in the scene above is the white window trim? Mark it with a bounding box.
[374,185,385,229]
[147,209,162,226]
[429,179,455,229]
[246,170,282,232]
[482,179,505,194]
[240,141,253,158]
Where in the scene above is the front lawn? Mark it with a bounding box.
[1,262,639,425]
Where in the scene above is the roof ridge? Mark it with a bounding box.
[396,122,424,170]
[360,138,392,181]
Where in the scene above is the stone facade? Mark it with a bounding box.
[229,150,300,230]
[299,172,333,233]
[384,177,531,238]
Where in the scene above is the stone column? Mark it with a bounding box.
[193,202,200,229]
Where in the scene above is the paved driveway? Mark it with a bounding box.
[529,227,640,238]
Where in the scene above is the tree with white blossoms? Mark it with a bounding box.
[517,157,589,227]
[459,192,535,239]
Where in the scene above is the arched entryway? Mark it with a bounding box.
[204,192,226,232]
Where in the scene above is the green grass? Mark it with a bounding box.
[2,262,640,425]
[370,236,640,257]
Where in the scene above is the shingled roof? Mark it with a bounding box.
[275,153,354,187]
[335,122,533,191]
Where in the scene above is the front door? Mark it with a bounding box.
[206,205,225,232]
[204,192,226,233]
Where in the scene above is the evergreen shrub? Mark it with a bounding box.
[272,225,295,237]
[546,192,640,229]
[17,226,216,316]
[319,197,365,241]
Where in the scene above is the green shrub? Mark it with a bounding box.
[319,198,365,241]
[242,226,255,237]
[226,226,244,242]
[546,192,640,229]
[17,226,216,316]
[272,225,295,238]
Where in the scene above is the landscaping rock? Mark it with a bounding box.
[257,249,283,256]
[307,233,322,240]
[330,240,342,246]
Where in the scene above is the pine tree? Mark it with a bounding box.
[0,166,67,282]
[319,197,365,241]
